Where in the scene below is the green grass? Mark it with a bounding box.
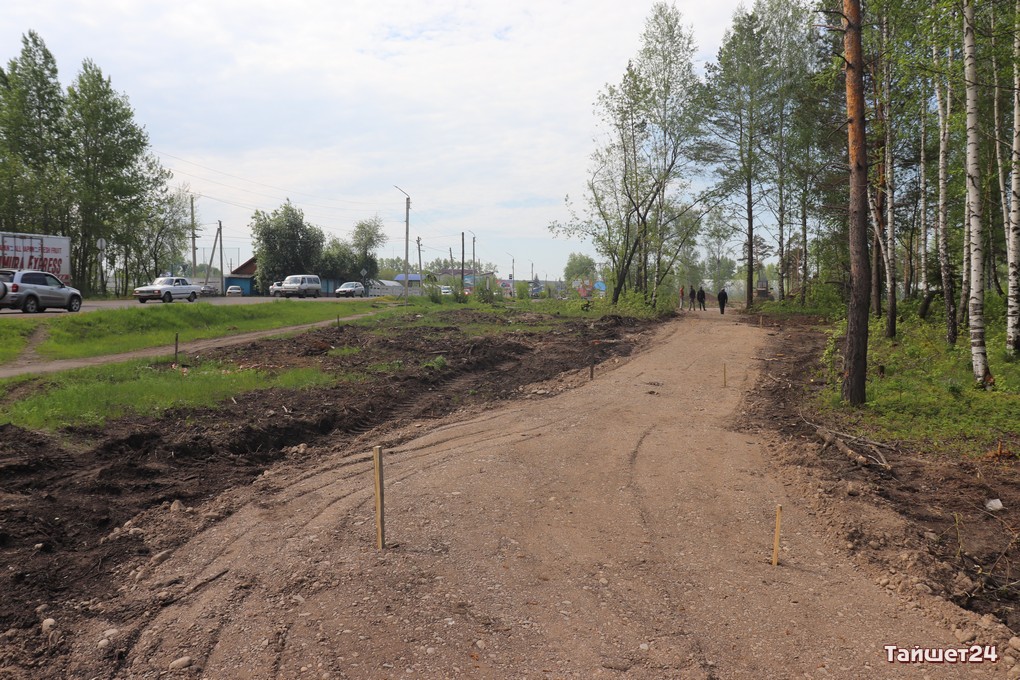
[819,314,1020,457]
[1,296,660,431]
[19,299,381,361]
[0,360,339,430]
[0,316,41,363]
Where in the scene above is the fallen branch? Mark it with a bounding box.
[816,426,870,466]
[809,421,892,470]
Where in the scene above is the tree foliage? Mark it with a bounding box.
[250,201,325,293]
[0,31,180,295]
[550,2,707,306]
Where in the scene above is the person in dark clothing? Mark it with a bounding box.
[718,288,728,314]
[688,286,696,310]
[696,287,706,311]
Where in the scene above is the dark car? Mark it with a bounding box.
[335,281,366,298]
[0,269,83,313]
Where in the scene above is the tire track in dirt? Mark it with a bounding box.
[98,421,509,677]
[54,313,1006,678]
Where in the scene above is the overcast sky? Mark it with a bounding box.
[3,0,745,282]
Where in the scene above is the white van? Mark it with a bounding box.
[280,274,321,298]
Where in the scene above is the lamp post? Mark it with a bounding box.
[394,186,410,305]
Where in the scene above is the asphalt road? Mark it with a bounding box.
[0,294,364,315]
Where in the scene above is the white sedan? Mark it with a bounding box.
[225,286,244,297]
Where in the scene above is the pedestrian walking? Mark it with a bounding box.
[696,287,706,311]
[688,286,696,310]
[718,288,728,314]
[679,286,685,310]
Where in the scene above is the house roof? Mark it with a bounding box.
[233,256,258,276]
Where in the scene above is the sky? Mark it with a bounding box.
[2,0,745,282]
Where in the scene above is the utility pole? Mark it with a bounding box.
[190,195,196,277]
[461,232,465,288]
[394,186,410,305]
[506,252,514,298]
[218,220,225,295]
[416,236,423,282]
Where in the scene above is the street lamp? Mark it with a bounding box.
[394,186,410,305]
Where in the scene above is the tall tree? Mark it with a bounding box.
[551,2,704,305]
[250,201,325,293]
[563,252,597,284]
[962,0,991,386]
[705,8,766,310]
[64,59,157,294]
[756,0,813,302]
[841,0,872,406]
[349,215,388,281]
[0,31,67,233]
[1008,0,1020,355]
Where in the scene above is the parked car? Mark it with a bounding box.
[269,281,284,297]
[225,285,243,297]
[440,285,453,296]
[199,284,219,297]
[280,274,321,298]
[0,269,83,313]
[335,281,366,298]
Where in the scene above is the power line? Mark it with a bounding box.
[156,150,383,208]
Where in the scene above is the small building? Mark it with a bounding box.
[224,256,258,295]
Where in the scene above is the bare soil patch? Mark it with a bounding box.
[0,309,653,675]
[0,308,1015,678]
[741,315,1020,631]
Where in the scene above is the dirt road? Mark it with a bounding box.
[32,313,1011,678]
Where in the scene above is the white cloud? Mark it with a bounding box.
[3,0,745,279]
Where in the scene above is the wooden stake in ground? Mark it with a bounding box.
[373,445,385,550]
[772,504,782,566]
[174,332,179,365]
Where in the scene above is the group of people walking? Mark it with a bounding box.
[680,285,728,314]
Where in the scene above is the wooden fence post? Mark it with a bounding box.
[373,446,385,550]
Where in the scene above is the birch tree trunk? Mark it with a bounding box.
[963,0,991,386]
[883,17,897,338]
[1007,0,1020,354]
[934,38,957,344]
[919,103,928,296]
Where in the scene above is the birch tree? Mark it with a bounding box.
[1009,0,1020,355]
[551,3,705,306]
[962,0,991,386]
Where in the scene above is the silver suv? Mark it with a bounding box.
[0,269,83,313]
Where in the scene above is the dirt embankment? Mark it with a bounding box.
[0,308,1017,679]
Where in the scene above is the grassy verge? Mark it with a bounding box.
[13,299,384,361]
[0,360,338,430]
[818,312,1020,458]
[0,317,40,364]
[0,300,656,431]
